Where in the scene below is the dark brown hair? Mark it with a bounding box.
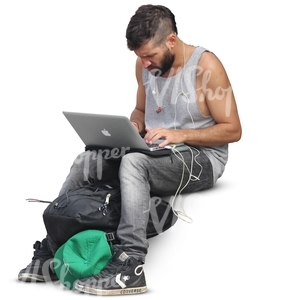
[126,5,178,50]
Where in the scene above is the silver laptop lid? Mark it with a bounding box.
[62,111,151,151]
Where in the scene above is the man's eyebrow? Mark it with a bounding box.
[140,53,156,58]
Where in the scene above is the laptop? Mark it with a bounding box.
[62,111,177,156]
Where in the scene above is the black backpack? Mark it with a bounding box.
[42,179,177,247]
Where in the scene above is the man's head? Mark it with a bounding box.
[126,5,177,50]
[126,5,179,76]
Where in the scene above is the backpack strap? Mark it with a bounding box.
[105,231,119,243]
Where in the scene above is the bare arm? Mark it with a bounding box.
[130,58,146,133]
[144,51,242,147]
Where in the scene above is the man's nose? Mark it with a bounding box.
[140,58,152,68]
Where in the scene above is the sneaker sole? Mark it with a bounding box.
[74,282,147,296]
[18,273,58,282]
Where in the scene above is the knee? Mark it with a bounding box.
[119,153,148,176]
[72,151,97,167]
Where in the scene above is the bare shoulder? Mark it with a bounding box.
[135,57,144,83]
[199,50,228,72]
[136,57,142,67]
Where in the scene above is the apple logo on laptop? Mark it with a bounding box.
[101,129,111,136]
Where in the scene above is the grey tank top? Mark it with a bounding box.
[142,46,228,183]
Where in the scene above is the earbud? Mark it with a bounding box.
[152,90,156,95]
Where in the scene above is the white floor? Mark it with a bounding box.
[1,0,299,299]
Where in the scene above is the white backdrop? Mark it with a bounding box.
[1,0,299,299]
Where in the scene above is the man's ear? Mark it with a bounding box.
[166,33,177,48]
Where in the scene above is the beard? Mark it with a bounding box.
[150,49,175,77]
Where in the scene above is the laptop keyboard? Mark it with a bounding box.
[146,142,163,151]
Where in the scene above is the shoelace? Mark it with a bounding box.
[94,259,131,279]
[32,241,53,262]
